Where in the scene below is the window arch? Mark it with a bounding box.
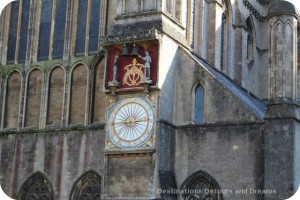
[195,85,204,124]
[220,12,226,70]
[18,172,54,200]
[180,170,223,200]
[70,170,101,200]
[219,0,231,72]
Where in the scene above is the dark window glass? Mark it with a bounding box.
[7,1,19,63]
[195,85,204,124]
[220,13,226,70]
[89,0,101,54]
[38,0,53,61]
[52,0,67,59]
[76,0,88,56]
[18,0,31,63]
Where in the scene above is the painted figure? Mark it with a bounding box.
[138,51,151,79]
[113,54,119,81]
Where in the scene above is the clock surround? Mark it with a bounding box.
[106,96,155,149]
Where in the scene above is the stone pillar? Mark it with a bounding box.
[205,0,225,69]
[264,1,300,199]
[205,0,218,66]
[268,1,298,101]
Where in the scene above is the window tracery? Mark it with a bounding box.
[19,172,53,200]
[70,171,101,200]
[180,170,223,200]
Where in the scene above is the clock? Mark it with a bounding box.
[107,97,155,148]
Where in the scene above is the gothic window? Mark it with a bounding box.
[70,171,101,200]
[75,0,101,56]
[180,170,223,200]
[18,0,31,63]
[76,0,89,56]
[195,85,204,124]
[7,1,19,63]
[220,13,226,71]
[88,0,101,54]
[18,172,54,200]
[38,0,53,61]
[52,0,67,59]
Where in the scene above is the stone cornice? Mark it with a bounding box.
[243,0,265,22]
[100,20,163,45]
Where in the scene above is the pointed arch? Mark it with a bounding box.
[18,172,54,200]
[192,83,205,124]
[46,65,66,127]
[69,170,101,200]
[24,67,43,128]
[68,62,89,125]
[219,0,233,71]
[3,69,23,129]
[91,50,106,123]
[180,170,223,200]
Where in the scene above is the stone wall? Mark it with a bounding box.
[175,123,264,200]
[0,56,105,131]
[0,128,105,199]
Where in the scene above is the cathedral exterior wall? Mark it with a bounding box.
[0,0,299,199]
[175,123,264,200]
[0,128,105,199]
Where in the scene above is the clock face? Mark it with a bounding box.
[107,97,155,148]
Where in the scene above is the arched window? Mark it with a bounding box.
[38,0,53,61]
[7,1,19,63]
[18,0,31,63]
[195,85,204,124]
[70,170,101,200]
[180,170,223,200]
[18,172,54,200]
[220,12,226,71]
[52,0,67,59]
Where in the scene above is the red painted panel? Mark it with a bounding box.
[106,43,158,89]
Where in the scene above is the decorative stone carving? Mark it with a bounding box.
[243,0,265,22]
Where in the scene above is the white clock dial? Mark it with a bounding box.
[107,97,154,148]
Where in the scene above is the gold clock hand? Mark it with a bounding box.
[111,121,127,124]
[111,118,149,125]
[129,118,149,123]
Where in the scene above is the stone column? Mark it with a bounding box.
[268,1,298,101]
[205,0,225,69]
[205,0,218,66]
[264,1,300,199]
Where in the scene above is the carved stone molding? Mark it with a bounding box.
[101,21,163,45]
[243,0,265,22]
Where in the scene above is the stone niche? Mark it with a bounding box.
[104,153,155,199]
